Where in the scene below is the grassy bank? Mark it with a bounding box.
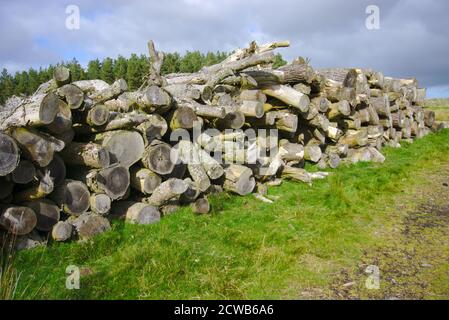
[425,98,449,121]
[9,129,449,300]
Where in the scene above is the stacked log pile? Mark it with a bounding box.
[0,40,437,249]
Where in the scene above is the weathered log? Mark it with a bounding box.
[11,160,36,184]
[304,144,322,163]
[0,205,37,236]
[0,132,20,176]
[50,179,91,216]
[281,166,312,184]
[214,111,246,130]
[136,114,168,144]
[191,197,211,214]
[44,154,66,187]
[223,164,255,196]
[179,178,201,203]
[25,199,60,232]
[424,110,435,127]
[169,106,199,130]
[129,166,162,195]
[262,85,309,112]
[279,141,304,162]
[10,127,65,167]
[95,130,145,168]
[238,100,265,118]
[89,79,127,104]
[176,140,211,192]
[85,104,110,126]
[56,84,84,109]
[60,142,110,168]
[197,147,225,180]
[52,221,73,242]
[370,95,390,117]
[14,170,54,203]
[0,92,59,130]
[177,99,225,119]
[146,178,189,207]
[327,100,351,120]
[239,90,267,103]
[326,124,344,142]
[243,63,314,87]
[81,165,130,200]
[141,140,175,175]
[339,129,368,148]
[47,99,72,134]
[71,213,111,241]
[72,80,110,93]
[53,66,71,87]
[86,194,110,217]
[111,201,160,225]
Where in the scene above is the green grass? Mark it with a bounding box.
[11,130,449,300]
[425,98,449,121]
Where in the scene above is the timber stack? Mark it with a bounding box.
[0,40,438,249]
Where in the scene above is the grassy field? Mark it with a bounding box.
[425,98,449,121]
[5,129,449,300]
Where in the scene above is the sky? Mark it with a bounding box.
[1,0,448,98]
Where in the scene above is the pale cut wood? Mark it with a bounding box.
[169,106,199,130]
[0,132,20,176]
[141,140,175,175]
[0,205,37,236]
[50,179,90,216]
[89,193,112,215]
[262,85,310,113]
[89,79,127,104]
[0,92,59,130]
[95,130,145,168]
[146,178,189,207]
[129,166,162,195]
[304,144,322,163]
[327,100,351,120]
[223,164,255,196]
[60,142,110,168]
[112,201,160,225]
[47,99,72,134]
[71,213,111,241]
[72,80,110,93]
[52,221,73,242]
[56,84,84,109]
[53,66,71,87]
[82,165,130,200]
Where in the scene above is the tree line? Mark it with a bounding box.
[0,51,286,105]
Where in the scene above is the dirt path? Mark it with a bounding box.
[329,165,449,299]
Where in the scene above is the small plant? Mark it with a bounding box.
[0,233,21,300]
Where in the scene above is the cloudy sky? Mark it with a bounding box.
[1,0,448,97]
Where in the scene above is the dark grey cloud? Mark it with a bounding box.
[0,0,448,97]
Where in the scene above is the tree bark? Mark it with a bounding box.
[145,178,189,207]
[0,92,59,130]
[223,164,255,196]
[262,85,310,113]
[10,127,65,167]
[60,141,110,168]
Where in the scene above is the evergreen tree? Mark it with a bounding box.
[66,58,85,81]
[28,68,40,94]
[0,68,14,104]
[126,54,141,90]
[161,52,181,75]
[113,56,128,80]
[87,59,101,80]
[14,71,28,96]
[100,57,114,84]
[179,51,204,73]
